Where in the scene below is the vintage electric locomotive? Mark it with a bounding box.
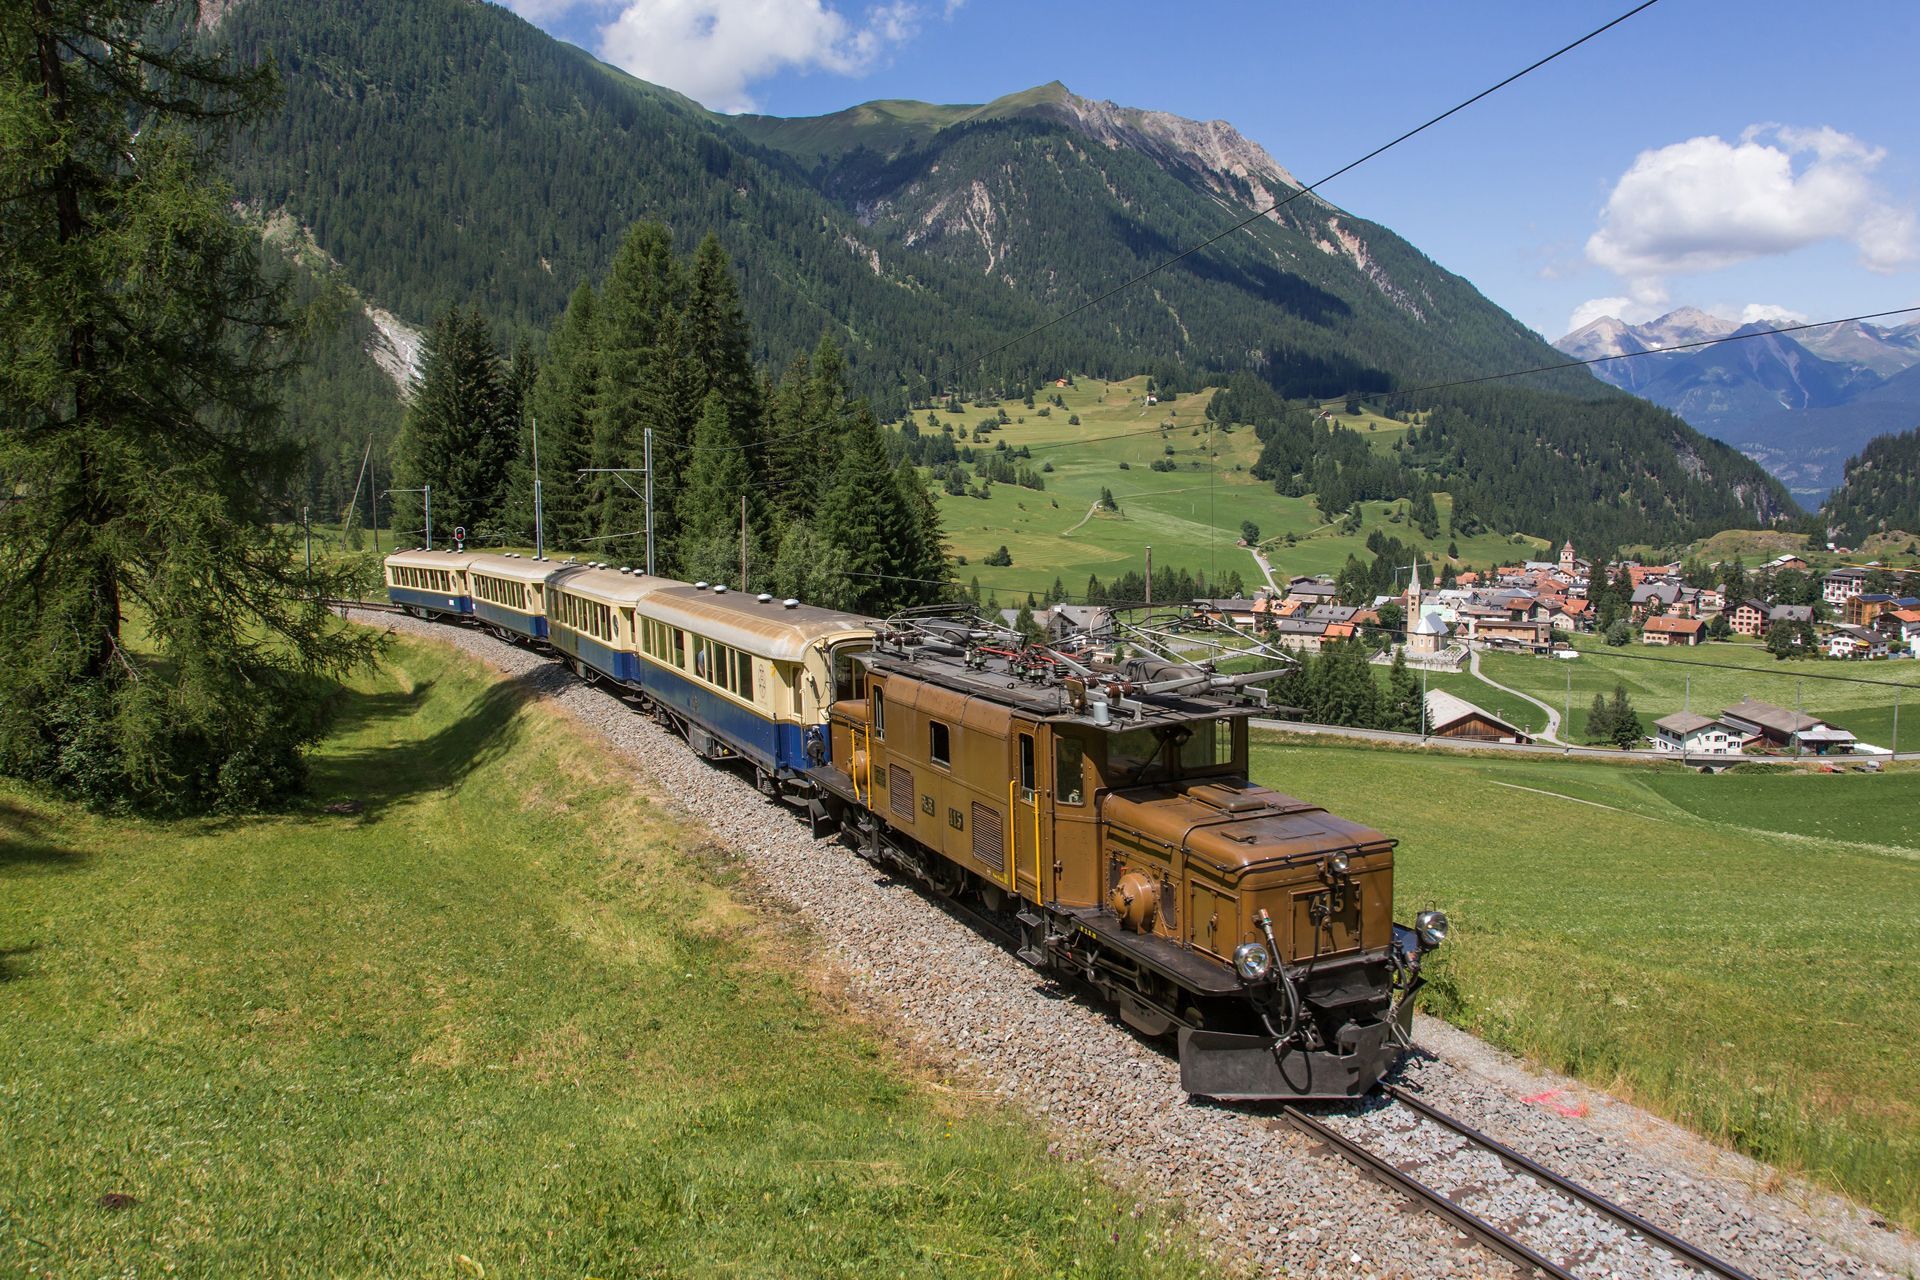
[383,550,1443,1100]
[810,613,1446,1101]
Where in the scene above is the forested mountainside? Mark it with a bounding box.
[214,0,1793,549]
[1823,428,1920,546]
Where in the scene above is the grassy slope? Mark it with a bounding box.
[0,639,1205,1278]
[1251,737,1920,1228]
[1474,636,1920,745]
[929,377,1543,603]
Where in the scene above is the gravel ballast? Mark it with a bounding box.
[354,610,1915,1280]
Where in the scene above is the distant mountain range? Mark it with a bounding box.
[1555,308,1920,501]
[217,0,1794,549]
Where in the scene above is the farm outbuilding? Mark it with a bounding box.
[1422,690,1531,744]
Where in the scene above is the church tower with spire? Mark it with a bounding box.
[1560,538,1577,577]
[1403,556,1422,617]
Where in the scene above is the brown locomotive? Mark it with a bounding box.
[809,611,1446,1101]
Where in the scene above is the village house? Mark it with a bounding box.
[1641,615,1706,646]
[1873,607,1920,656]
[1422,690,1531,743]
[1844,594,1920,627]
[1770,603,1815,630]
[1650,711,1741,755]
[1695,585,1725,614]
[1822,567,1869,606]
[1728,598,1771,637]
[1824,625,1891,660]
[1197,597,1261,628]
[1267,616,1331,653]
[1630,581,1684,620]
[1720,697,1857,755]
[1761,554,1809,574]
[1549,598,1592,632]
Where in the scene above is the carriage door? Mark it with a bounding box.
[1010,723,1045,902]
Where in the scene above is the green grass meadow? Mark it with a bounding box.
[1475,637,1920,746]
[925,378,1542,602]
[0,639,1208,1279]
[1252,736,1920,1226]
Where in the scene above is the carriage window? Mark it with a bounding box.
[928,720,951,768]
[736,651,754,697]
[1018,733,1036,798]
[1054,736,1085,805]
[673,629,686,669]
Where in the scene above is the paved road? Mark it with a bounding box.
[1468,645,1566,745]
[1247,544,1279,592]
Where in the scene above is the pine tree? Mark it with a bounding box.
[630,306,705,549]
[1385,649,1421,732]
[1607,684,1643,748]
[0,0,376,811]
[675,391,752,583]
[685,233,759,454]
[395,307,516,543]
[518,283,600,552]
[1587,693,1613,745]
[818,415,928,615]
[593,222,683,539]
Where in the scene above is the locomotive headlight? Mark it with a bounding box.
[1327,851,1350,876]
[1415,909,1450,949]
[1232,942,1272,982]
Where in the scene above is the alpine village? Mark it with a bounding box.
[8,4,1920,1279]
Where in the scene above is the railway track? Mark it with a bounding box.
[1283,1086,1756,1280]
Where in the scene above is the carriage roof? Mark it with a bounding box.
[642,585,873,661]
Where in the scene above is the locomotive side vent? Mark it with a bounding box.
[889,765,915,822]
[970,802,1005,873]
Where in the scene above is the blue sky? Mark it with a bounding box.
[507,0,1919,342]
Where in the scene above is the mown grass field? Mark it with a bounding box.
[921,377,1544,602]
[0,639,1209,1279]
[1473,636,1920,746]
[1250,736,1920,1227]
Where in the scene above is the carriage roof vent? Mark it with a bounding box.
[712,584,729,594]
[619,566,631,573]
[695,581,709,590]
[757,593,773,603]
[783,598,799,609]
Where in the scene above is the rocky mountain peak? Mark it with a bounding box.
[1028,84,1307,214]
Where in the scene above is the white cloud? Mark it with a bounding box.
[595,0,933,113]
[1566,279,1669,335]
[1586,125,1918,280]
[1739,302,1809,327]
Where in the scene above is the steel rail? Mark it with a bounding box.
[1385,1087,1756,1280]
[1281,1104,1580,1280]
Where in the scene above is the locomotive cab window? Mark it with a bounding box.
[1054,735,1085,805]
[872,687,886,739]
[928,720,951,768]
[1179,717,1234,773]
[1018,733,1036,799]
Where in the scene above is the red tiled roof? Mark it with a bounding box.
[1644,615,1705,634]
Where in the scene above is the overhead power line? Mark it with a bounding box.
[966,0,1664,371]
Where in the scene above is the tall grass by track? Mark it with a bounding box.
[1252,736,1920,1228]
[0,640,1211,1279]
